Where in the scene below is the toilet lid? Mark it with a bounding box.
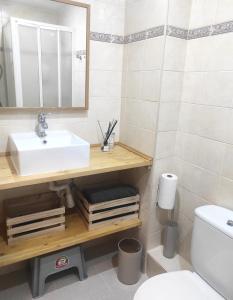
[134,271,224,300]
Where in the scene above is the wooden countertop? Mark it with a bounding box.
[0,143,152,191]
[0,213,141,267]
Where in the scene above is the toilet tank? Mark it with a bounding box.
[191,205,233,300]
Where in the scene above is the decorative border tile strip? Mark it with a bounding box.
[124,25,164,43]
[90,26,164,44]
[167,25,188,40]
[187,26,211,39]
[90,20,233,44]
[90,32,125,44]
[212,21,233,36]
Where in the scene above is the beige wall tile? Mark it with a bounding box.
[221,145,233,180]
[120,123,156,157]
[216,177,233,210]
[155,131,176,159]
[137,101,159,131]
[150,157,178,189]
[124,71,142,99]
[174,3,233,262]
[226,109,233,145]
[168,0,192,28]
[182,71,205,103]
[127,41,145,71]
[215,0,233,23]
[210,33,233,71]
[90,70,122,98]
[185,38,214,72]
[179,160,219,202]
[177,213,193,262]
[176,133,225,174]
[161,71,184,102]
[89,0,125,35]
[90,42,123,71]
[146,230,163,251]
[189,0,218,28]
[158,102,180,131]
[164,37,187,71]
[177,186,210,222]
[137,128,156,157]
[121,99,158,131]
[178,103,230,143]
[204,72,233,107]
[142,37,165,71]
[125,0,168,35]
[182,71,233,107]
[140,70,161,101]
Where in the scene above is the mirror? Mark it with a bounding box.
[0,0,90,109]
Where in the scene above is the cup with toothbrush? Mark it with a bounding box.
[98,119,118,152]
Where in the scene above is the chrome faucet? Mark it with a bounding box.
[36,112,48,138]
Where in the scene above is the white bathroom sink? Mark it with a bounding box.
[9,130,90,176]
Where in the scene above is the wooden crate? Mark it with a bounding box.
[76,190,140,229]
[5,192,65,244]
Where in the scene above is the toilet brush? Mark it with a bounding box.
[163,215,178,259]
[156,173,179,259]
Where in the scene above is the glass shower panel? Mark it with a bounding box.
[18,25,40,107]
[60,31,72,107]
[41,29,58,107]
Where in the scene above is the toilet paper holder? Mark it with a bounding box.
[156,173,179,258]
[156,173,177,210]
[155,176,177,222]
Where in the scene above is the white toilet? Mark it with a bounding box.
[134,205,233,300]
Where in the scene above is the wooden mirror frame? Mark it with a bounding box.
[0,0,90,112]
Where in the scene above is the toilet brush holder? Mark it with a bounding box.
[163,221,178,259]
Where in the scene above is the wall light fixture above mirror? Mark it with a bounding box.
[0,0,90,110]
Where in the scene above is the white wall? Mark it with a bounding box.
[120,0,168,158]
[0,0,124,153]
[153,0,191,256]
[2,0,233,269]
[120,0,192,255]
[119,0,168,259]
[175,0,233,261]
[0,1,125,276]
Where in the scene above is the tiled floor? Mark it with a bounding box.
[0,253,147,300]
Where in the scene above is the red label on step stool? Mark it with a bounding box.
[55,256,69,269]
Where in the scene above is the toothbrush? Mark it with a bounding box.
[104,120,118,146]
[97,120,105,139]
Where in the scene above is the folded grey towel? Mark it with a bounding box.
[82,185,138,204]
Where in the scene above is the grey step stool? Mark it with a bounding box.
[30,245,87,298]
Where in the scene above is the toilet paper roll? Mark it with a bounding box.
[157,173,178,210]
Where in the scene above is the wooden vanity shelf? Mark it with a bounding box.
[0,143,150,268]
[0,143,152,191]
[0,212,141,268]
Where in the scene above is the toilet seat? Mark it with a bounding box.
[134,271,224,300]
